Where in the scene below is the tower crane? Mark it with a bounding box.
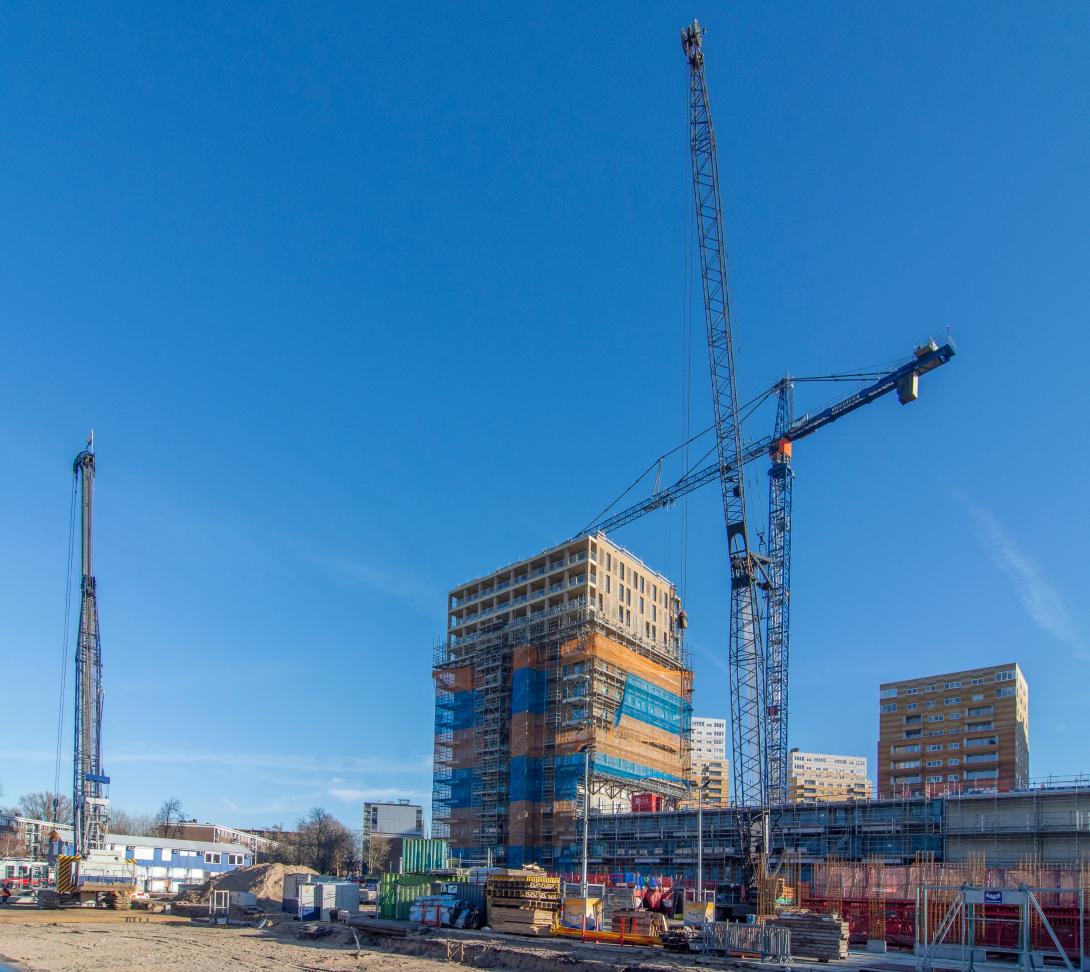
[573,21,957,888]
[682,19,769,819]
[764,381,793,806]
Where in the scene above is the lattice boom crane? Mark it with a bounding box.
[73,436,110,856]
[682,18,769,812]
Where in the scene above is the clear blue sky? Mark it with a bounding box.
[2,3,1087,829]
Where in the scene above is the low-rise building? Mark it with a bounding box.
[7,817,254,893]
[787,750,873,803]
[172,822,277,858]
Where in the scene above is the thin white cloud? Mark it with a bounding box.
[689,638,729,676]
[328,787,429,803]
[300,546,444,621]
[106,750,433,774]
[958,494,1085,659]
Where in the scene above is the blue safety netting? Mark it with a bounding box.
[509,755,544,802]
[506,845,548,868]
[436,690,476,731]
[553,752,687,800]
[511,667,548,714]
[615,675,691,735]
[449,768,474,808]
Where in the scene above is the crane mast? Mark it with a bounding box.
[764,382,794,805]
[73,436,110,857]
[682,19,768,811]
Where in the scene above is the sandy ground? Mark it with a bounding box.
[0,909,452,972]
[0,906,894,972]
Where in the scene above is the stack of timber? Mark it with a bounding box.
[767,911,850,961]
[485,871,561,936]
[611,909,669,937]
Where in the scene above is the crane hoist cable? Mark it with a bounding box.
[52,477,78,822]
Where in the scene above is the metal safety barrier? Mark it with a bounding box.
[701,921,792,962]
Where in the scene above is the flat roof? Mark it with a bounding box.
[450,531,676,593]
[880,662,1021,688]
[14,817,250,854]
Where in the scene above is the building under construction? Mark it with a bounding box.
[432,533,693,869]
[586,782,1090,880]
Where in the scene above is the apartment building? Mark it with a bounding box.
[690,716,729,806]
[446,533,683,653]
[878,663,1029,798]
[172,822,277,858]
[435,532,692,869]
[787,750,873,804]
[362,801,424,839]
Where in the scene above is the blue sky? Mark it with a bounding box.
[1,3,1088,829]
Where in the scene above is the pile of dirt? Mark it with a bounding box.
[196,862,317,909]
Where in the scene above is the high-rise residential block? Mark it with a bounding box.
[690,716,729,806]
[433,533,693,869]
[787,750,872,803]
[878,663,1029,798]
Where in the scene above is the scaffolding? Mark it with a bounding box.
[433,599,692,868]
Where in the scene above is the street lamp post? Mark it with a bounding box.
[581,746,591,898]
[697,781,704,896]
[696,764,708,898]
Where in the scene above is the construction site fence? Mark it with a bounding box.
[702,921,792,961]
[806,861,1090,900]
[806,894,1090,956]
[559,872,677,888]
[916,886,1087,964]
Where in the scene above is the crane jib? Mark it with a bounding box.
[573,339,955,542]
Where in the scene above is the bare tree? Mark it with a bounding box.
[261,825,301,866]
[0,831,24,858]
[292,808,355,875]
[154,797,186,838]
[110,809,157,838]
[364,834,393,875]
[17,791,73,823]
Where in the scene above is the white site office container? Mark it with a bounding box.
[297,882,320,920]
[317,882,359,920]
[283,872,317,912]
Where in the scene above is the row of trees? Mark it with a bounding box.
[3,786,368,878]
[3,790,190,840]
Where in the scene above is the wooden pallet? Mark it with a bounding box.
[487,904,557,936]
